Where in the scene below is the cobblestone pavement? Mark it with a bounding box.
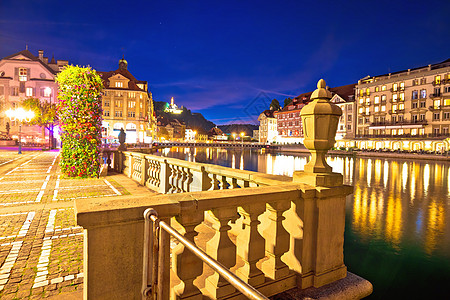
[0,150,128,299]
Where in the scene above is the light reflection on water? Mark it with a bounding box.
[159,146,450,260]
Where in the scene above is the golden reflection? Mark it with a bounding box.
[367,159,372,187]
[266,153,273,174]
[434,164,442,187]
[448,167,450,196]
[231,153,236,169]
[383,161,389,188]
[390,161,399,191]
[402,162,408,192]
[239,153,244,170]
[368,191,378,231]
[374,159,381,184]
[359,159,365,181]
[353,185,362,232]
[423,164,430,195]
[385,194,402,247]
[424,200,445,255]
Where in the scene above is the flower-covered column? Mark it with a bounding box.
[56,66,103,178]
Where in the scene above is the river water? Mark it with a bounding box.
[157,147,450,299]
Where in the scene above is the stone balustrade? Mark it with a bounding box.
[78,80,372,300]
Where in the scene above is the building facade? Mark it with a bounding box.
[99,58,155,144]
[329,84,356,140]
[351,58,450,152]
[274,84,355,144]
[0,49,68,145]
[356,59,450,138]
[257,110,277,143]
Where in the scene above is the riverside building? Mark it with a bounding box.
[257,110,277,143]
[350,58,450,152]
[0,49,68,145]
[274,84,356,144]
[98,58,156,144]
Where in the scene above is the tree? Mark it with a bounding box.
[21,97,57,149]
[270,99,281,111]
[284,97,293,107]
[56,66,103,178]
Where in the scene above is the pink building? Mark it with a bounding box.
[0,49,68,146]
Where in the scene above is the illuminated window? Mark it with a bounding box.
[366,97,370,105]
[115,100,122,107]
[374,96,380,104]
[412,90,418,99]
[420,78,426,85]
[411,129,417,135]
[116,91,123,97]
[398,129,404,135]
[393,83,398,91]
[375,86,379,92]
[381,105,386,112]
[400,93,405,101]
[359,90,364,96]
[399,103,404,110]
[392,94,398,102]
[392,104,397,112]
[359,98,364,104]
[44,87,51,97]
[26,87,33,97]
[382,85,386,91]
[434,99,441,109]
[359,107,364,114]
[19,68,27,81]
[104,111,110,117]
[128,101,136,108]
[115,82,123,88]
[347,115,352,121]
[115,111,123,117]
[412,79,418,86]
[392,129,397,135]
[374,106,379,112]
[128,111,136,118]
[128,92,135,98]
[137,84,144,90]
[365,107,369,114]
[419,128,425,135]
[435,75,441,84]
[444,99,450,106]
[366,88,370,96]
[381,95,386,102]
[400,82,405,90]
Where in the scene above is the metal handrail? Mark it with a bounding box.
[142,208,269,300]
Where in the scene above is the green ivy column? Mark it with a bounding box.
[56,66,103,178]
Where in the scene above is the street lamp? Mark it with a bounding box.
[6,108,35,154]
[240,132,244,146]
[232,132,236,143]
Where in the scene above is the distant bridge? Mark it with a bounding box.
[155,141,280,150]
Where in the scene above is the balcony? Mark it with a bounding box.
[370,120,428,127]
[430,93,442,99]
[388,109,405,114]
[355,133,447,140]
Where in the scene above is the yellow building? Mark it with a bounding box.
[350,58,450,152]
[99,58,156,144]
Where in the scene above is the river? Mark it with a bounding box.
[157,147,450,299]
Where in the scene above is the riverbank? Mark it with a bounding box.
[275,146,450,162]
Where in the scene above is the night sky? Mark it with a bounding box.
[1,0,449,125]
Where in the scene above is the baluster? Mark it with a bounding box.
[209,174,220,190]
[160,159,170,194]
[168,164,176,193]
[141,156,148,185]
[171,210,204,300]
[205,207,237,298]
[236,203,266,285]
[180,167,187,192]
[261,200,291,280]
[222,176,231,189]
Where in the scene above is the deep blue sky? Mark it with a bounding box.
[1,0,449,125]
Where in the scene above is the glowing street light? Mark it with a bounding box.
[6,107,35,154]
[240,132,244,146]
[232,132,236,143]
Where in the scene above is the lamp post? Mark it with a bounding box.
[240,132,244,146]
[6,108,35,154]
[232,132,236,144]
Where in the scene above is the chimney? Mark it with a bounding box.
[38,50,44,61]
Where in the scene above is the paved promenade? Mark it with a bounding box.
[0,150,138,299]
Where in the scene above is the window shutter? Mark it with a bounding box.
[32,87,35,96]
[27,68,30,80]
[41,88,45,97]
[19,82,25,93]
[14,68,19,80]
[11,87,14,96]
